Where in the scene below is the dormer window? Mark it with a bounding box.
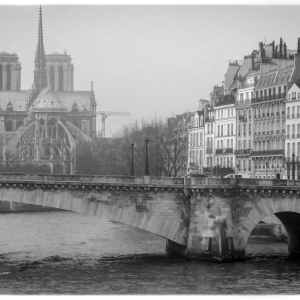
[6,101,13,111]
[72,102,79,113]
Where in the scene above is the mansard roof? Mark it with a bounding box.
[255,66,293,89]
[0,91,29,111]
[54,91,94,112]
[30,86,94,113]
[48,52,64,55]
[295,80,300,89]
[30,87,67,112]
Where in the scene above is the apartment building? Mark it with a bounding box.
[204,104,215,169]
[187,100,209,174]
[214,95,236,169]
[251,64,293,179]
[235,72,258,176]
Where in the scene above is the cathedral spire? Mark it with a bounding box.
[33,5,47,99]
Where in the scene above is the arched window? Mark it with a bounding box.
[50,66,55,89]
[5,120,12,131]
[6,65,11,90]
[0,65,2,90]
[58,66,64,91]
[46,143,51,156]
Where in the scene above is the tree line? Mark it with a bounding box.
[76,116,189,177]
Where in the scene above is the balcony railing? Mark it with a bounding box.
[239,115,247,122]
[286,156,300,163]
[224,148,233,154]
[205,117,214,122]
[250,149,284,156]
[215,148,233,155]
[239,83,255,89]
[234,149,251,155]
[251,93,286,103]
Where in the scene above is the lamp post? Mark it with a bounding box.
[292,152,295,180]
[145,138,150,176]
[130,142,134,176]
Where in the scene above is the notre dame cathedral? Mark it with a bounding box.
[0,6,97,174]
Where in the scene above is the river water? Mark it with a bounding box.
[0,211,299,294]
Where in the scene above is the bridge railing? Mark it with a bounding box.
[184,177,300,188]
[0,172,184,186]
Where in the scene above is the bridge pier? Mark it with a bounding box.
[165,191,247,262]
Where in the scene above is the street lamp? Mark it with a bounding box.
[130,142,135,176]
[145,138,150,176]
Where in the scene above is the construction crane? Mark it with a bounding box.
[96,111,131,138]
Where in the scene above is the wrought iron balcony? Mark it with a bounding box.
[205,117,214,122]
[286,156,300,163]
[250,149,284,156]
[234,149,251,155]
[224,148,233,154]
[251,93,286,103]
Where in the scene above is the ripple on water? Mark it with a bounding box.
[0,212,299,294]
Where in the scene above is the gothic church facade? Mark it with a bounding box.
[0,7,97,174]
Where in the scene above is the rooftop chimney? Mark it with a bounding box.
[279,38,283,59]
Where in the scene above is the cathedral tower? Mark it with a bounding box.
[32,6,47,99]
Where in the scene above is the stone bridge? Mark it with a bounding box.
[0,173,300,262]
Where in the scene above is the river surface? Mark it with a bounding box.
[0,211,299,294]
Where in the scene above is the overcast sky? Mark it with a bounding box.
[0,4,300,136]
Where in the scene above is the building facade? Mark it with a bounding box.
[285,80,300,179]
[235,72,257,176]
[187,100,209,174]
[214,95,236,171]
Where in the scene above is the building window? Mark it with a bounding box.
[58,66,64,91]
[5,120,12,131]
[0,65,2,90]
[50,66,55,89]
[6,65,11,90]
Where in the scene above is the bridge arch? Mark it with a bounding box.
[239,197,300,255]
[0,181,188,247]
